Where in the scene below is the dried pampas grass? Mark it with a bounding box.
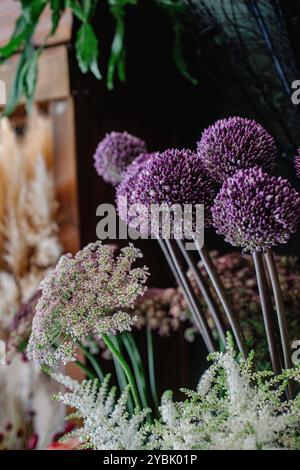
[0,112,64,449]
[0,112,62,329]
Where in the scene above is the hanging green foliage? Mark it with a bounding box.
[0,0,197,115]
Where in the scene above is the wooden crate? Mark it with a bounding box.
[0,3,79,255]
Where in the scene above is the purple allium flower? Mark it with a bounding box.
[132,149,218,236]
[211,167,300,252]
[116,152,157,224]
[294,148,300,179]
[197,117,277,183]
[27,242,149,366]
[93,131,147,186]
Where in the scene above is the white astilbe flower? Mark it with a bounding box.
[49,339,300,450]
[150,338,300,450]
[27,242,149,366]
[52,373,150,450]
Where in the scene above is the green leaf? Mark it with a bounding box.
[3,43,42,116]
[3,48,31,116]
[107,0,134,90]
[0,25,32,61]
[66,0,88,22]
[25,47,42,112]
[75,22,101,79]
[0,0,47,61]
[172,22,198,85]
[50,0,65,34]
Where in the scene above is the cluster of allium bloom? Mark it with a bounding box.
[211,166,300,252]
[133,288,189,336]
[132,149,218,237]
[294,147,300,179]
[27,242,149,366]
[197,116,277,183]
[116,152,156,225]
[93,131,147,185]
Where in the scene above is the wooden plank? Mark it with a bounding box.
[0,45,70,106]
[0,2,72,47]
[49,98,80,255]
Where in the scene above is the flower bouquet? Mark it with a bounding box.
[7,115,300,450]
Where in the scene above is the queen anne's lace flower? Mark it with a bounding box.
[211,167,300,252]
[27,242,148,366]
[197,116,277,183]
[93,131,147,185]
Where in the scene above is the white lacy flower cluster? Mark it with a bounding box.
[27,242,149,366]
[152,344,300,450]
[52,373,150,450]
[53,340,300,450]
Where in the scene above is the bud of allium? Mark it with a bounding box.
[211,167,300,252]
[93,131,147,186]
[197,117,277,183]
[294,148,300,179]
[116,152,157,225]
[27,242,149,366]
[132,149,218,236]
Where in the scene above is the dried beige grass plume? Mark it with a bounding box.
[0,112,62,328]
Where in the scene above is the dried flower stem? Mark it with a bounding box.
[252,251,282,374]
[161,238,217,353]
[264,248,294,398]
[102,333,141,410]
[195,241,247,357]
[176,239,227,345]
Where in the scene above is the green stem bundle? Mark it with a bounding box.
[102,333,141,410]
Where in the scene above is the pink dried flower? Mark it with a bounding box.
[27,242,149,366]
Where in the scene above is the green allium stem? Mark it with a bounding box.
[264,248,295,399]
[252,251,282,375]
[195,242,247,358]
[102,333,141,410]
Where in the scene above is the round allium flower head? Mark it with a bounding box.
[93,131,147,186]
[27,242,149,366]
[212,166,300,252]
[116,152,157,224]
[294,148,300,179]
[133,149,218,237]
[197,116,277,183]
